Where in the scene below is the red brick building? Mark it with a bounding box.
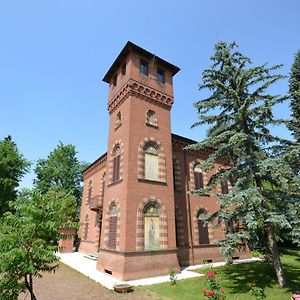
[78,42,247,280]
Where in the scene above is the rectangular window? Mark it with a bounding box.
[140,59,149,76]
[108,216,117,249]
[121,63,126,76]
[145,153,158,180]
[194,172,204,189]
[157,67,165,84]
[198,220,210,244]
[221,180,229,194]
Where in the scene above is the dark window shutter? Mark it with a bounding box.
[221,180,229,194]
[113,155,120,181]
[108,216,117,249]
[198,220,209,244]
[194,172,204,189]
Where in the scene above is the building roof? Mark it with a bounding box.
[103,41,180,83]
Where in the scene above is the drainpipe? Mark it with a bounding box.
[183,149,194,265]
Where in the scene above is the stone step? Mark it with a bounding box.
[84,252,99,261]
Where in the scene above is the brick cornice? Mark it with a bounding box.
[108,79,173,114]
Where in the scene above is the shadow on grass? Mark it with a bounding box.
[213,248,300,296]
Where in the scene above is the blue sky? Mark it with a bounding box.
[0,0,299,188]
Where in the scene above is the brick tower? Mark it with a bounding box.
[97,42,180,280]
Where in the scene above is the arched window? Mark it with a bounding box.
[146,110,158,127]
[194,164,204,190]
[88,181,93,202]
[221,180,229,194]
[197,209,209,244]
[143,202,160,250]
[108,203,117,249]
[112,145,121,182]
[115,111,122,129]
[144,142,159,180]
[83,214,89,240]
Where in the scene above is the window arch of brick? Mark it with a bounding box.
[137,137,166,182]
[146,109,158,127]
[109,140,124,183]
[136,196,168,250]
[189,160,208,191]
[175,205,185,246]
[83,214,89,241]
[103,199,120,250]
[100,172,106,202]
[193,207,213,245]
[86,180,93,204]
[173,156,182,191]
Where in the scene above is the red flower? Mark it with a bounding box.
[202,289,207,295]
[207,271,216,278]
[207,290,214,296]
[221,287,225,293]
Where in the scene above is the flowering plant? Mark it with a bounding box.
[291,294,300,300]
[202,270,226,299]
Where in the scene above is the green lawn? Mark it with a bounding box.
[141,249,300,300]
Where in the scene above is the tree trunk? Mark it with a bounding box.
[25,274,37,300]
[266,224,286,288]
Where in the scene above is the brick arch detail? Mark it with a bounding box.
[193,206,214,245]
[85,179,93,205]
[83,214,90,241]
[136,196,168,250]
[175,205,185,246]
[108,140,124,183]
[173,156,182,191]
[189,160,209,190]
[103,198,121,250]
[137,137,167,182]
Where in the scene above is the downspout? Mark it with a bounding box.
[183,149,194,265]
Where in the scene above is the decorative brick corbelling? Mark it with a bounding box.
[108,79,173,114]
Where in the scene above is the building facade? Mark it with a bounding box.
[78,42,248,280]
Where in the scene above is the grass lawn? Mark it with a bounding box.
[142,249,300,300]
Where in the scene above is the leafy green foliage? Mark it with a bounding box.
[0,136,30,217]
[189,41,299,287]
[289,50,300,143]
[34,142,87,209]
[0,188,78,299]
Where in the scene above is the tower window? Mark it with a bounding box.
[112,145,121,182]
[140,59,149,76]
[157,67,165,84]
[115,111,122,129]
[108,204,117,249]
[146,110,157,127]
[121,63,126,76]
[112,74,117,87]
[144,142,159,181]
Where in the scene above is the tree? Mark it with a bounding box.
[289,50,300,143]
[189,41,299,288]
[0,188,78,300]
[0,136,30,217]
[34,142,87,208]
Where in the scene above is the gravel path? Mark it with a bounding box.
[18,263,167,300]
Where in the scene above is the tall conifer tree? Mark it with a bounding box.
[190,42,297,288]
